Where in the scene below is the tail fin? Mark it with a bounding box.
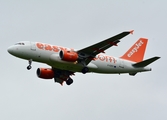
[120,38,148,62]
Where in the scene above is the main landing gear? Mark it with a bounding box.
[81,67,89,74]
[66,77,73,85]
[79,60,89,74]
[27,59,32,70]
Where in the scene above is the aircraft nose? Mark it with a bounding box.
[7,46,16,55]
[7,46,13,54]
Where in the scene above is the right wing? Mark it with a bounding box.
[77,30,133,64]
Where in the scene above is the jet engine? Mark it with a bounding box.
[36,68,54,79]
[59,50,78,62]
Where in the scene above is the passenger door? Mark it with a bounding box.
[30,42,36,51]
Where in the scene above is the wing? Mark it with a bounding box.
[77,30,133,64]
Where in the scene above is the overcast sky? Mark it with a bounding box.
[1,1,167,120]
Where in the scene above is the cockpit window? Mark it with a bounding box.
[15,43,25,45]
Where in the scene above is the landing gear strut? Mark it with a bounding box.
[79,60,89,74]
[27,59,32,70]
[66,77,73,85]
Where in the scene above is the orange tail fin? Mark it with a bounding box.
[120,38,148,62]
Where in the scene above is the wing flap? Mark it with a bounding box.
[54,78,65,86]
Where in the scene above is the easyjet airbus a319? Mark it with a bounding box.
[8,30,160,85]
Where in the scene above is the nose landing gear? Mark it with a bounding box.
[27,59,32,70]
[27,65,32,70]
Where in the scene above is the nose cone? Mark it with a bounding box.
[7,46,19,56]
[7,46,14,54]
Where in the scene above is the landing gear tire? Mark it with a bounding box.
[66,78,73,85]
[27,65,32,70]
[82,67,89,74]
[27,59,32,70]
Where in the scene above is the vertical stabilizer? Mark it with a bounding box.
[120,38,148,62]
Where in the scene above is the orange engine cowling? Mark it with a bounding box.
[36,68,54,79]
[59,50,78,62]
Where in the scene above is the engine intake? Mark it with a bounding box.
[59,50,78,62]
[36,68,54,79]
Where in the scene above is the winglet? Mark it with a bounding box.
[130,30,134,34]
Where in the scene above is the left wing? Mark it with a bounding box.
[77,30,133,64]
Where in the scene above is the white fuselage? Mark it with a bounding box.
[7,41,151,74]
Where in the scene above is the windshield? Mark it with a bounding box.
[15,43,25,45]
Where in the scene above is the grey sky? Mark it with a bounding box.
[1,1,166,120]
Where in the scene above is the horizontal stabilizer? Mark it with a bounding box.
[132,56,160,67]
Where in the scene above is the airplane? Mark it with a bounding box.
[7,30,160,85]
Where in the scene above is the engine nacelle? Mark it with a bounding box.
[36,68,54,79]
[59,50,78,62]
